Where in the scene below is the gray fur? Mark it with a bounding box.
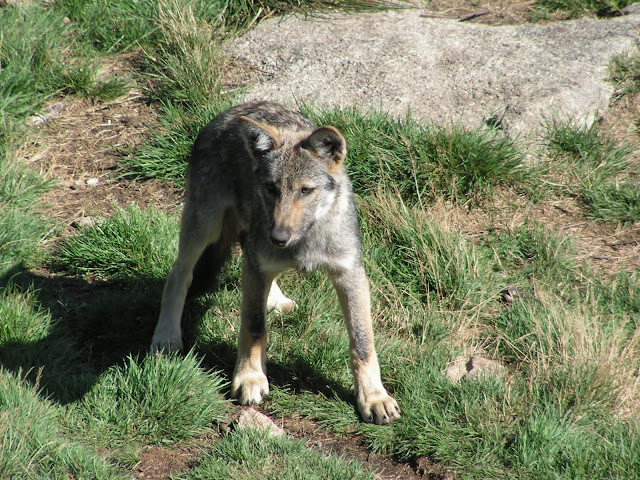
[151,101,400,425]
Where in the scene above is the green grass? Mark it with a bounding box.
[123,101,230,183]
[186,428,377,480]
[306,107,529,205]
[544,117,640,222]
[64,352,229,447]
[55,204,179,281]
[533,0,633,19]
[56,0,394,52]
[0,369,127,480]
[610,49,640,99]
[0,4,127,117]
[359,193,498,311]
[0,148,53,276]
[2,0,640,479]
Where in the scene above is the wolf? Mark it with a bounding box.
[151,101,400,425]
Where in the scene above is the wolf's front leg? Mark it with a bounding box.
[331,266,400,425]
[231,258,273,405]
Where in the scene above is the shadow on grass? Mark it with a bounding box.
[0,265,354,409]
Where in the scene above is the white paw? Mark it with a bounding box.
[231,370,269,405]
[150,332,183,353]
[358,392,401,425]
[270,297,296,314]
[267,282,296,314]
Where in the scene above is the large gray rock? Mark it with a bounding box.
[229,9,639,134]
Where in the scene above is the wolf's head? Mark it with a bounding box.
[239,116,347,248]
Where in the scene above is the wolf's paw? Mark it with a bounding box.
[358,392,401,425]
[267,282,297,314]
[271,297,297,314]
[231,371,269,405]
[150,332,183,354]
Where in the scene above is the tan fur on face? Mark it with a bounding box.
[152,101,399,425]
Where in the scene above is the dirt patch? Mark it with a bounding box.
[133,444,201,480]
[22,63,181,236]
[274,413,455,479]
[422,0,536,25]
[424,190,640,276]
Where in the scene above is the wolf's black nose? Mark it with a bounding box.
[270,228,291,247]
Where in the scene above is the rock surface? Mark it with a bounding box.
[446,356,507,382]
[230,9,639,134]
[236,407,285,437]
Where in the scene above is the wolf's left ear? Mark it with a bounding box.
[301,126,347,169]
[238,116,282,162]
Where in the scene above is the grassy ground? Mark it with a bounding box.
[2,1,640,479]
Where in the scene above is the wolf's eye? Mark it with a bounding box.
[265,183,279,196]
[300,186,315,195]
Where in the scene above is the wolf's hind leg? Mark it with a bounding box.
[151,209,225,353]
[266,280,296,313]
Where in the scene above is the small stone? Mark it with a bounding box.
[501,285,526,304]
[445,356,507,382]
[72,216,103,229]
[465,356,507,380]
[235,408,285,437]
[86,177,100,186]
[445,356,469,383]
[28,102,65,126]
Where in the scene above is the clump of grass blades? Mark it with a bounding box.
[483,221,576,286]
[65,351,228,447]
[544,117,631,176]
[0,370,126,479]
[359,193,497,312]
[533,0,632,19]
[609,49,640,99]
[123,102,233,183]
[55,204,178,281]
[150,0,228,106]
[56,0,394,52]
[189,428,377,480]
[493,293,640,415]
[580,181,640,223]
[544,117,638,223]
[0,287,51,345]
[0,285,97,403]
[506,398,640,479]
[218,0,397,32]
[305,106,527,205]
[0,4,127,118]
[0,125,53,277]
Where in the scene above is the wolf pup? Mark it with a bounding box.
[151,101,400,425]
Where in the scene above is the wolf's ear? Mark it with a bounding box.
[301,126,347,169]
[238,116,282,161]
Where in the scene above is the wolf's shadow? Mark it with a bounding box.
[0,265,354,407]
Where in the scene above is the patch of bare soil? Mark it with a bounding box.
[18,3,640,476]
[421,0,536,25]
[274,413,455,480]
[427,189,640,277]
[22,84,180,237]
[133,443,205,480]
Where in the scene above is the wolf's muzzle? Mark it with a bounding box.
[270,227,291,247]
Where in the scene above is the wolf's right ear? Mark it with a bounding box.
[238,116,282,162]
